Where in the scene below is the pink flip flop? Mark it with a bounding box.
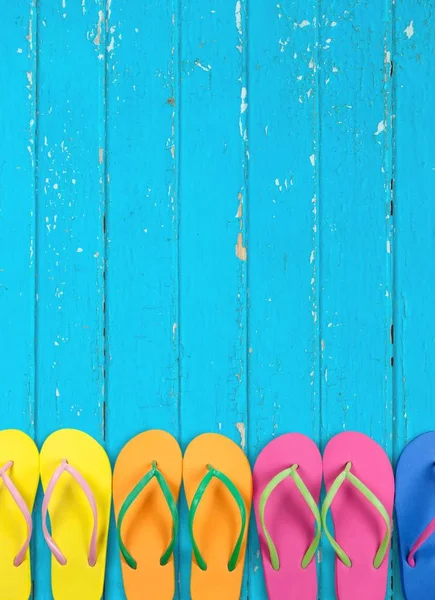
[253,434,322,599]
[322,432,394,600]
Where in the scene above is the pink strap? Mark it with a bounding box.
[408,516,435,567]
[42,459,98,566]
[0,461,33,566]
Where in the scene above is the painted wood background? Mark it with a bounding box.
[0,0,433,598]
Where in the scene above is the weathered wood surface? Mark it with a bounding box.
[0,1,433,597]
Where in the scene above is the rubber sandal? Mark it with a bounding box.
[396,431,435,599]
[40,429,112,600]
[322,431,394,600]
[113,430,182,600]
[253,434,322,599]
[0,429,39,600]
[183,433,252,600]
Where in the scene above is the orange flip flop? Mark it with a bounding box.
[113,430,182,600]
[183,433,252,600]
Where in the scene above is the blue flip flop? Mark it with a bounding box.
[396,432,435,599]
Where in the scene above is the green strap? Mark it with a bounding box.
[189,464,247,572]
[117,461,178,570]
[321,462,391,569]
[259,464,321,571]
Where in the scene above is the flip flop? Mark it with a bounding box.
[0,429,39,600]
[113,430,182,600]
[253,434,322,599]
[396,431,435,599]
[40,429,112,600]
[183,433,252,600]
[322,431,394,600]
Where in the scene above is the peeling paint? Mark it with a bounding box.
[374,120,386,136]
[26,17,33,49]
[236,192,243,219]
[240,87,248,114]
[236,233,247,261]
[404,21,414,39]
[235,191,246,261]
[93,10,104,45]
[194,60,211,72]
[235,0,242,36]
[236,422,246,449]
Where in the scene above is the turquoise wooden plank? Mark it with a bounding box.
[318,2,393,597]
[393,0,435,467]
[247,2,320,596]
[178,1,248,596]
[0,4,37,592]
[0,2,36,434]
[35,0,106,596]
[104,0,179,597]
[0,10,38,592]
[394,3,435,598]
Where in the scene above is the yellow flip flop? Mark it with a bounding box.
[40,429,112,600]
[183,433,252,600]
[113,430,183,600]
[0,429,39,600]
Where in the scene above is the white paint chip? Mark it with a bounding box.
[374,120,386,136]
[404,21,414,39]
[194,60,211,72]
[309,154,316,166]
[240,86,248,113]
[235,0,242,35]
[77,248,83,253]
